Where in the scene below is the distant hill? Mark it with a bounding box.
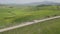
[24,1,60,6]
[0,1,60,6]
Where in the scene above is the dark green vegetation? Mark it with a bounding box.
[0,5,60,28]
[0,17,60,34]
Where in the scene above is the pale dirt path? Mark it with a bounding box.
[0,16,60,32]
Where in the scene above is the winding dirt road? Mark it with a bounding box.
[0,16,60,32]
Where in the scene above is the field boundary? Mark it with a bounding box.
[0,16,60,32]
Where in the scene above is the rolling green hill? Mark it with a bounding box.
[0,6,60,28]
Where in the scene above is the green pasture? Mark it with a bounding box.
[0,6,60,28]
[0,17,60,34]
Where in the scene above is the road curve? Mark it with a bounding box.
[0,16,60,32]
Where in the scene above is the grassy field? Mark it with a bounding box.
[0,17,60,34]
[0,6,60,28]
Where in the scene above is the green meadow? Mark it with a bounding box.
[0,17,60,34]
[0,5,60,28]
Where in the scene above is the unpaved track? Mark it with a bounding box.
[0,16,60,32]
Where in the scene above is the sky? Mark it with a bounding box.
[0,0,60,4]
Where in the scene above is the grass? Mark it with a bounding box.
[0,17,60,34]
[0,6,60,28]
